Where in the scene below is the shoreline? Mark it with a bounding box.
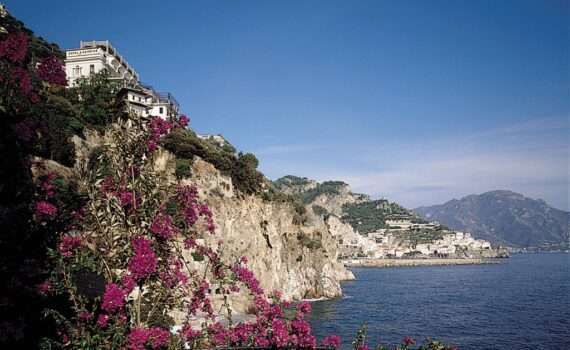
[343,258,500,268]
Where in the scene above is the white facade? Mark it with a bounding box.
[65,41,139,88]
[65,40,180,119]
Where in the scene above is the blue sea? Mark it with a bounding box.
[309,254,570,350]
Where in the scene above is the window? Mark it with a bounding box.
[138,97,142,102]
[90,64,95,74]
[73,66,82,76]
[159,107,164,114]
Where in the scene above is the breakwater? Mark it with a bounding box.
[343,258,499,268]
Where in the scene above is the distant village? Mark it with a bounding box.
[337,214,502,261]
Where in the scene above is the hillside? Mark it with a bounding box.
[414,190,570,249]
[273,175,426,234]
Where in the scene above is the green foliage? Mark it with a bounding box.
[342,200,409,234]
[312,205,329,217]
[272,175,313,189]
[66,71,122,130]
[297,181,347,204]
[393,228,447,246]
[161,128,265,194]
[175,158,192,179]
[87,146,111,177]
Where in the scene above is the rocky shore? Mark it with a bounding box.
[344,258,500,268]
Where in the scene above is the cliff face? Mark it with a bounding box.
[165,157,355,301]
[72,131,354,305]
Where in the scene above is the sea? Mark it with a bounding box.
[308,253,569,350]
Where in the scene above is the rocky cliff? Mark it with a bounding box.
[72,131,354,304]
[185,159,355,302]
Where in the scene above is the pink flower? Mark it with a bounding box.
[128,327,170,350]
[403,336,416,346]
[58,236,82,258]
[35,200,57,218]
[270,319,289,347]
[297,301,312,316]
[232,264,263,295]
[178,115,189,128]
[97,314,109,328]
[128,236,157,281]
[321,335,341,348]
[180,324,200,342]
[121,274,137,293]
[37,281,52,295]
[0,32,28,62]
[40,173,57,197]
[101,283,125,313]
[119,190,134,207]
[37,56,67,86]
[150,212,176,240]
[147,139,157,153]
[357,345,370,350]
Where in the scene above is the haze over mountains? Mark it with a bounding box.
[414,190,570,249]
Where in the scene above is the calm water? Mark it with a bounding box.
[309,254,570,350]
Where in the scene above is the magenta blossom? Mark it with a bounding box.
[128,236,157,281]
[58,236,82,258]
[0,32,28,62]
[37,56,67,86]
[35,200,57,218]
[37,281,52,295]
[101,283,125,313]
[403,336,416,346]
[297,301,312,315]
[97,314,109,328]
[321,335,341,348]
[128,327,170,350]
[150,212,176,240]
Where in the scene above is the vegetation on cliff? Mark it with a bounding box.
[161,128,265,195]
[341,200,410,234]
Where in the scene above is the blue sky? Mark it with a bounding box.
[7,0,569,210]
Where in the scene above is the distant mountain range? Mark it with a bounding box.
[414,190,570,249]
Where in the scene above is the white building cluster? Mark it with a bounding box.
[64,40,180,119]
[338,216,493,260]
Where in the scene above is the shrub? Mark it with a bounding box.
[161,129,265,195]
[175,158,192,179]
[312,205,329,217]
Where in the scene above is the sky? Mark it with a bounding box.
[6,0,569,210]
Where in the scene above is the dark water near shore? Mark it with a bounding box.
[309,254,570,350]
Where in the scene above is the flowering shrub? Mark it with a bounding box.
[37,55,67,86]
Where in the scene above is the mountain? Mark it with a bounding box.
[414,190,570,249]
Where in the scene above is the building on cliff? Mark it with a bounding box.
[64,40,180,119]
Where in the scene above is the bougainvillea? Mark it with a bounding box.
[37,55,67,86]
[101,283,126,314]
[0,31,28,63]
[128,236,158,281]
[35,200,58,219]
[57,235,81,258]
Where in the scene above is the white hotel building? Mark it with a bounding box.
[65,40,180,119]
